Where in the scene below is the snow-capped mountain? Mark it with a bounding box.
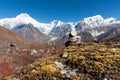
[78,15,119,30]
[75,15,120,37]
[81,15,104,29]
[0,13,120,43]
[0,13,52,34]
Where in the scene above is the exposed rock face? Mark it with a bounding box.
[97,27,120,41]
[12,23,49,43]
[78,31,95,42]
[65,30,81,47]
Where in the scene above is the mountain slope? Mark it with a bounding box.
[12,23,49,43]
[49,23,73,41]
[3,43,120,80]
[78,31,95,42]
[0,26,28,53]
[97,27,120,41]
[0,26,27,43]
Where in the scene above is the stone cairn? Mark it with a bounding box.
[65,30,81,47]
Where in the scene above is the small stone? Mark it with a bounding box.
[54,61,65,69]
[104,78,108,80]
[62,53,68,58]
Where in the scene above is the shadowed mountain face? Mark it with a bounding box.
[48,23,72,41]
[78,31,95,42]
[97,27,120,41]
[12,23,49,43]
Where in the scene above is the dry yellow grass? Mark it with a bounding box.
[2,42,120,80]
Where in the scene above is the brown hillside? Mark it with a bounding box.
[0,26,27,41]
[0,26,29,53]
[3,42,120,80]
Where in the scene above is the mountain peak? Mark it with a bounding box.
[51,20,64,27]
[92,15,103,18]
[104,17,117,22]
[51,20,62,24]
[90,15,103,19]
[52,20,61,22]
[16,13,31,19]
[83,15,104,22]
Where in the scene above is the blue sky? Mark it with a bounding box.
[0,0,120,23]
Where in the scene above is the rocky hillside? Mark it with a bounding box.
[3,42,120,80]
[12,23,49,43]
[0,26,27,42]
[0,26,28,53]
[97,27,120,41]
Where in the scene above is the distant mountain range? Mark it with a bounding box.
[0,13,120,43]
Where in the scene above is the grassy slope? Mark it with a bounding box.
[2,42,120,80]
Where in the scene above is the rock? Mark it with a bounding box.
[61,69,78,78]
[65,30,81,47]
[54,61,66,69]
[31,49,37,54]
[62,53,68,58]
[10,43,16,47]
[27,49,37,55]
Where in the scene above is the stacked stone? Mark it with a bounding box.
[65,30,81,47]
